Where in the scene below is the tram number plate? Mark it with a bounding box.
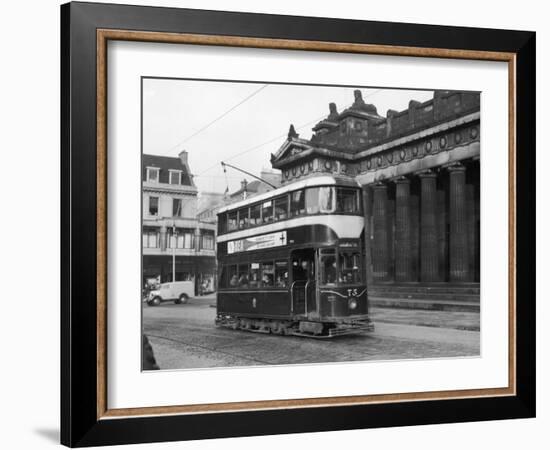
[228,231,287,254]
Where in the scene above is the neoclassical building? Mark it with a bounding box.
[271,90,480,293]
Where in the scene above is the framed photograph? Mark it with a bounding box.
[61,1,535,447]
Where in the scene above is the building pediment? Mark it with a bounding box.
[271,136,314,165]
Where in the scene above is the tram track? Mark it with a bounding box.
[146,332,274,366]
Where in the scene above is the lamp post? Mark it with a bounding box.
[172,223,178,283]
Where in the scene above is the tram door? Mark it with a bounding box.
[291,249,317,318]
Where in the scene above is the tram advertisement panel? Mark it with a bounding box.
[227,231,287,254]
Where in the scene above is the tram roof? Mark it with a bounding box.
[218,175,361,214]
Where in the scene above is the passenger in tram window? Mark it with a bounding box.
[262,273,273,286]
[323,258,337,284]
[294,260,313,281]
[229,274,239,287]
[238,273,249,287]
[249,271,260,287]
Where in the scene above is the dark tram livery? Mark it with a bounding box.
[216,175,374,337]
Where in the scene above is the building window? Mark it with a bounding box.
[181,230,194,249]
[168,228,194,249]
[142,228,158,248]
[149,196,159,216]
[146,167,160,183]
[169,170,181,185]
[172,198,183,217]
[201,232,214,250]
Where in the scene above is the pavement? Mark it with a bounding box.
[143,295,480,370]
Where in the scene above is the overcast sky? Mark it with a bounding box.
[143,79,434,194]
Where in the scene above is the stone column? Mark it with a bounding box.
[437,189,448,281]
[466,184,475,282]
[448,164,469,281]
[387,198,395,280]
[419,170,439,282]
[372,183,389,281]
[362,186,374,286]
[410,194,420,281]
[394,177,413,281]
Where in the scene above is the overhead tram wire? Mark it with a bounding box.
[196,88,384,176]
[162,84,269,156]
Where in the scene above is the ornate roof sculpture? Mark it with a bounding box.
[271,89,480,185]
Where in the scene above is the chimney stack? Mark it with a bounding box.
[178,150,188,165]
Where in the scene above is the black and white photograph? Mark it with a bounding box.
[141,79,481,371]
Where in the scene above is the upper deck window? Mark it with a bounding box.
[337,188,361,214]
[305,187,336,214]
[261,200,273,224]
[274,195,289,221]
[227,211,238,232]
[238,207,249,229]
[250,204,261,226]
[218,185,362,235]
[290,190,305,217]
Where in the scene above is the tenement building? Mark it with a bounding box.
[271,90,480,296]
[142,151,217,295]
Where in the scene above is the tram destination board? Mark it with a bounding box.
[227,231,287,254]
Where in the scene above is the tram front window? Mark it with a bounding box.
[339,251,362,284]
[320,248,337,285]
[336,188,361,214]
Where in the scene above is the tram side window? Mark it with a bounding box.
[261,262,274,287]
[320,249,337,284]
[218,213,227,234]
[339,252,362,284]
[305,188,319,214]
[228,265,239,287]
[219,265,227,288]
[274,195,289,221]
[249,263,260,287]
[250,203,261,226]
[306,187,336,214]
[262,200,274,224]
[238,264,249,287]
[290,190,305,217]
[227,211,238,231]
[238,207,249,229]
[274,260,289,287]
[337,188,361,214]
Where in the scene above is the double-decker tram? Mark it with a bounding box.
[215,175,374,338]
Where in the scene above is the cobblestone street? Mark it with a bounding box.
[143,295,480,370]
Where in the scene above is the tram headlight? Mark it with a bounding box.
[348,297,358,310]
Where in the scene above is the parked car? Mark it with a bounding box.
[147,281,194,306]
